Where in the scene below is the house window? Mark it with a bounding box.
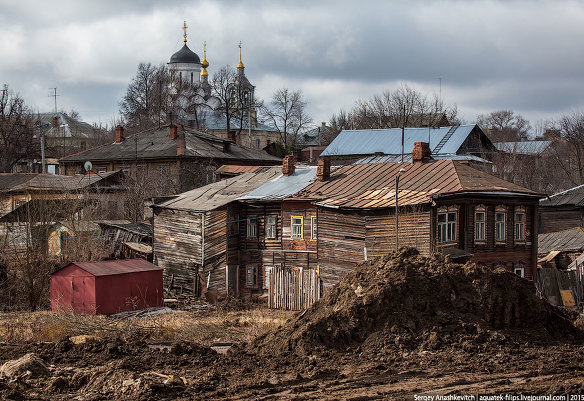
[437,210,457,243]
[495,209,506,242]
[266,216,277,239]
[12,200,26,210]
[96,166,107,173]
[311,216,317,240]
[515,209,526,242]
[291,216,303,239]
[246,218,257,238]
[514,267,525,278]
[246,265,258,288]
[475,206,486,242]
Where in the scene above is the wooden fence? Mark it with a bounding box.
[537,267,581,306]
[268,266,321,310]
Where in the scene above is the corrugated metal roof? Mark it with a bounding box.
[0,171,120,193]
[61,125,281,163]
[538,227,584,254]
[320,124,480,157]
[55,259,161,277]
[238,167,317,201]
[157,166,282,211]
[494,141,552,155]
[540,184,584,207]
[355,154,491,164]
[294,160,539,209]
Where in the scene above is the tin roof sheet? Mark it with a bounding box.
[56,259,161,276]
[238,167,317,201]
[494,141,552,155]
[320,124,479,157]
[61,125,281,163]
[294,160,539,209]
[538,227,584,254]
[157,166,282,211]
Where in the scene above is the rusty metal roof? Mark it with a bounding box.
[538,227,584,254]
[54,259,161,277]
[293,160,539,209]
[215,165,264,175]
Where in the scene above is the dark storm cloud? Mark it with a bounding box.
[2,0,584,129]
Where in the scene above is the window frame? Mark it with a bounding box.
[474,205,486,244]
[245,265,258,288]
[291,216,303,240]
[514,267,525,278]
[495,206,507,243]
[266,216,277,240]
[246,217,257,238]
[311,216,317,240]
[514,207,526,243]
[437,207,458,244]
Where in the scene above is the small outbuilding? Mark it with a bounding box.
[50,259,163,314]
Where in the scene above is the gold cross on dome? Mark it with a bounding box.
[183,21,188,43]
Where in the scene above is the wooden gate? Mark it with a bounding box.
[268,266,321,310]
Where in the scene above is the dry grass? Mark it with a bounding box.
[0,307,294,345]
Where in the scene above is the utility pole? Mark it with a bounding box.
[401,104,405,163]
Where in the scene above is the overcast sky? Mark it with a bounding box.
[1,0,583,133]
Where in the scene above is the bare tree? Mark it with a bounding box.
[550,111,584,187]
[260,88,312,148]
[329,84,459,132]
[119,63,170,134]
[477,110,531,142]
[0,85,37,172]
[211,65,237,135]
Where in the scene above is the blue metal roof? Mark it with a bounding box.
[238,167,316,201]
[494,141,552,155]
[320,124,478,157]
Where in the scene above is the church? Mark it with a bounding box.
[168,22,280,152]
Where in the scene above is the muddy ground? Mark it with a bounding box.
[1,249,583,400]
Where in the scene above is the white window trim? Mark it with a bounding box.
[495,206,507,243]
[474,205,486,243]
[514,207,526,243]
[437,206,458,244]
[266,216,277,240]
[311,216,317,240]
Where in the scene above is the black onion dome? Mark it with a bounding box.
[169,44,201,64]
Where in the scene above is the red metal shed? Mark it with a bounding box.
[50,259,163,315]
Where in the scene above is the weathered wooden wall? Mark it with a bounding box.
[317,206,432,291]
[539,206,583,234]
[154,208,202,292]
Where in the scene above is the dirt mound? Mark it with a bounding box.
[250,248,583,357]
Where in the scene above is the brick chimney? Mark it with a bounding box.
[177,129,186,156]
[169,124,178,140]
[282,155,295,176]
[52,116,59,128]
[411,142,432,163]
[316,157,330,181]
[115,125,125,143]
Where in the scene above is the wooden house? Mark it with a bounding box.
[291,142,542,291]
[60,124,281,195]
[320,124,495,166]
[152,166,282,296]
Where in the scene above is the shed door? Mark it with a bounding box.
[71,277,85,313]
